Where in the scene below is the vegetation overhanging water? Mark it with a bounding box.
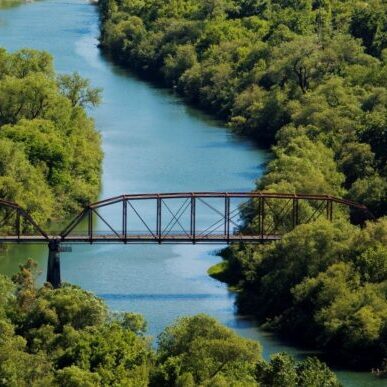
[1,4,386,386]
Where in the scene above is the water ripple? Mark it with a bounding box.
[99,293,228,301]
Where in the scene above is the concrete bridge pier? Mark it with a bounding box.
[47,239,61,288]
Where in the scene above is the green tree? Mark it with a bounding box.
[153,314,261,385]
[0,48,53,79]
[55,366,101,387]
[0,138,54,225]
[97,0,387,370]
[349,175,387,218]
[259,135,345,196]
[255,352,341,386]
[0,48,102,224]
[57,72,101,108]
[162,44,197,83]
[0,119,70,186]
[338,142,376,187]
[350,1,387,57]
[0,261,344,385]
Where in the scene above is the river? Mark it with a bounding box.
[0,1,383,385]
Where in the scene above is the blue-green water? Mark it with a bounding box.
[0,1,382,385]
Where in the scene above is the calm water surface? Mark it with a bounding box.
[0,1,382,385]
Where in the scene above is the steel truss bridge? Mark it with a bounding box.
[0,192,368,288]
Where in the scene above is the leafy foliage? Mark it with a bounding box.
[99,0,386,218]
[98,0,387,371]
[0,262,341,386]
[152,314,261,386]
[220,218,387,369]
[0,48,102,224]
[255,353,340,387]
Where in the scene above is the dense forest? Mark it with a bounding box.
[99,0,386,217]
[0,48,102,224]
[0,260,342,386]
[0,8,343,387]
[98,0,386,372]
[212,217,387,370]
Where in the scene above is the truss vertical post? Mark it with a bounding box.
[294,198,299,228]
[88,208,93,243]
[157,197,162,243]
[292,199,296,229]
[16,209,21,241]
[328,200,333,221]
[47,239,61,288]
[292,198,299,229]
[191,195,196,243]
[261,197,265,240]
[225,195,230,243]
[123,199,127,243]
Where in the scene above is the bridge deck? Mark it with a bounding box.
[0,234,281,244]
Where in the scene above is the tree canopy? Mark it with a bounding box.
[0,48,102,225]
[98,0,386,372]
[99,0,386,218]
[220,217,387,369]
[0,261,341,386]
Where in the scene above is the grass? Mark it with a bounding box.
[207,260,230,282]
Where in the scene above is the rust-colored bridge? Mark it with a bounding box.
[0,192,368,287]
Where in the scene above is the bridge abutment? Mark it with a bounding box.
[47,239,61,288]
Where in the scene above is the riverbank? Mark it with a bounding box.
[98,0,386,216]
[0,1,385,384]
[98,0,387,375]
[0,260,344,386]
[208,218,387,371]
[0,0,268,344]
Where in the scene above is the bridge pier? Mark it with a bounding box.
[47,239,61,288]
